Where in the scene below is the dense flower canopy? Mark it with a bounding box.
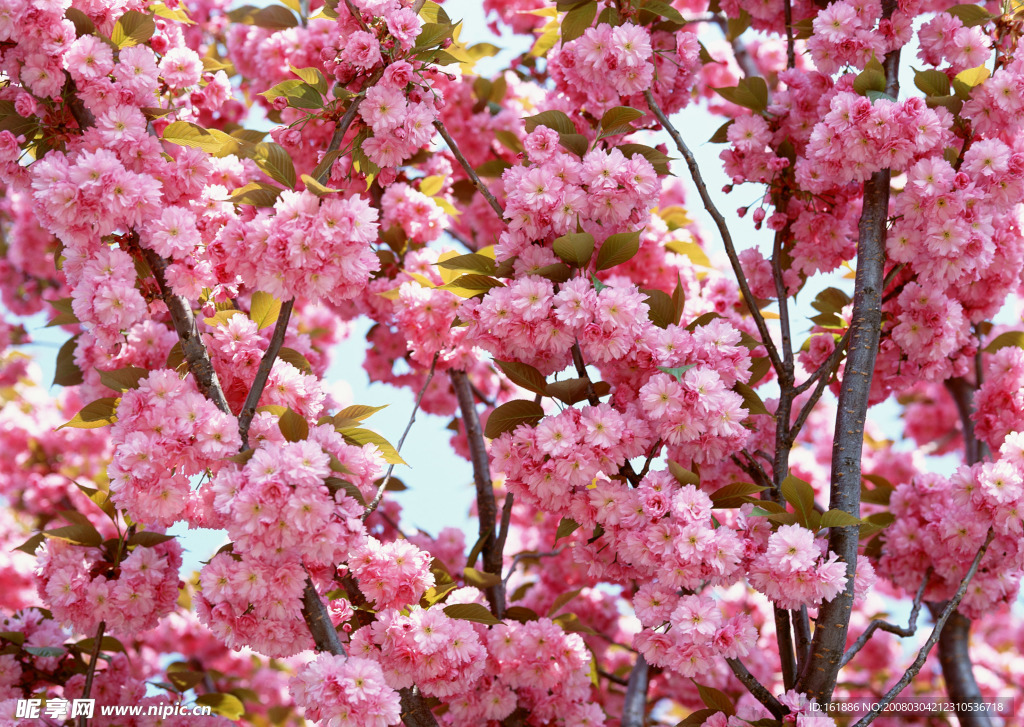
[0,0,1023,725]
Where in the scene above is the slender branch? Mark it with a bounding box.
[644,90,783,376]
[841,569,930,667]
[502,548,564,589]
[301,575,346,656]
[342,0,370,31]
[141,246,232,415]
[433,120,504,218]
[850,531,995,727]
[621,654,650,727]
[78,621,106,727]
[789,338,848,440]
[799,31,899,699]
[932,610,993,727]
[727,658,787,719]
[317,67,384,185]
[399,687,440,727]
[793,606,811,670]
[238,298,295,450]
[364,352,440,518]
[946,377,982,466]
[783,0,796,70]
[599,669,630,687]
[775,607,798,691]
[494,493,514,563]
[793,328,851,395]
[450,369,504,616]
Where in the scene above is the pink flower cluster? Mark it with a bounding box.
[108,370,241,528]
[553,23,654,100]
[216,190,380,303]
[0,609,68,701]
[352,601,487,699]
[806,0,909,75]
[634,592,757,679]
[290,653,401,727]
[918,12,992,73]
[381,181,448,244]
[36,537,182,637]
[348,537,435,610]
[799,93,951,192]
[880,436,1024,618]
[973,348,1024,453]
[747,524,848,610]
[358,62,441,170]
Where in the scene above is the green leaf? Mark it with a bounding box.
[277,347,313,374]
[505,606,540,623]
[643,288,676,329]
[709,119,733,144]
[531,262,573,283]
[278,408,309,442]
[495,360,548,395]
[600,105,644,134]
[710,482,767,509]
[562,1,596,43]
[112,10,155,48]
[546,378,610,405]
[25,646,66,658]
[289,65,328,95]
[14,533,45,555]
[523,110,575,134]
[861,474,894,505]
[734,381,770,417]
[693,680,735,715]
[251,5,297,28]
[250,291,281,330]
[547,587,583,617]
[54,336,84,387]
[195,693,245,721]
[559,132,589,157]
[331,404,387,430]
[128,532,176,547]
[302,174,339,197]
[229,182,283,207]
[260,79,323,110]
[642,0,684,23]
[325,477,368,507]
[714,77,768,112]
[439,274,505,296]
[167,669,205,692]
[853,68,887,96]
[341,427,406,465]
[860,511,895,539]
[726,8,751,40]
[914,68,950,97]
[436,253,497,275]
[43,524,103,547]
[552,232,595,268]
[819,509,862,529]
[415,22,453,50]
[162,121,226,154]
[443,602,502,625]
[946,4,993,26]
[463,567,502,589]
[418,0,451,24]
[253,142,296,189]
[57,398,118,430]
[555,517,581,542]
[617,143,673,175]
[668,460,699,485]
[780,475,817,530]
[483,400,544,438]
[96,366,148,393]
[595,230,641,271]
[46,298,78,327]
[476,159,512,177]
[150,2,195,24]
[984,329,1024,352]
[658,364,695,381]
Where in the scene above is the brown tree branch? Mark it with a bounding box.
[433,119,504,218]
[78,620,106,727]
[622,654,650,727]
[238,298,295,450]
[727,658,787,719]
[841,569,930,668]
[450,369,505,616]
[851,531,995,727]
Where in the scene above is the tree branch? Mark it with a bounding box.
[238,298,295,449]
[78,620,106,727]
[932,610,993,727]
[798,33,899,699]
[841,569,930,668]
[644,90,783,376]
[850,531,995,727]
[450,369,505,616]
[621,654,649,727]
[141,246,232,415]
[727,658,787,719]
[364,352,440,518]
[433,120,504,218]
[301,574,346,656]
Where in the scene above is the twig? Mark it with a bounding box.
[775,607,798,691]
[621,654,650,727]
[793,328,851,396]
[78,621,106,727]
[141,246,232,415]
[644,90,783,375]
[850,531,994,727]
[238,298,295,450]
[783,0,796,70]
[793,605,811,670]
[841,569,930,667]
[433,120,504,218]
[502,548,564,589]
[727,657,787,719]
[450,369,505,616]
[317,67,384,185]
[364,352,440,518]
[342,0,370,31]
[494,493,514,563]
[301,574,346,656]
